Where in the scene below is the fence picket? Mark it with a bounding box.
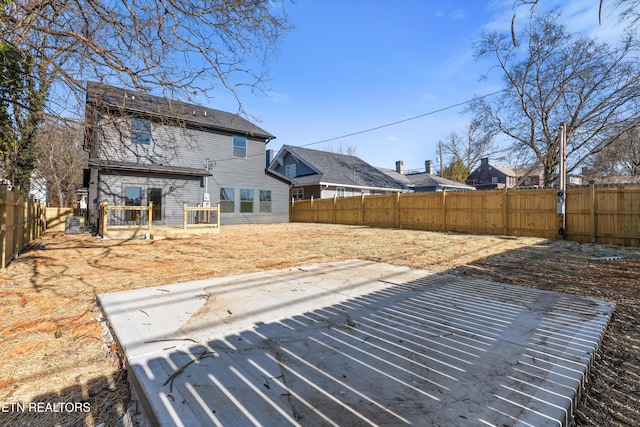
[0,186,46,268]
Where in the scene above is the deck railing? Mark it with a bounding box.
[98,202,220,237]
[183,203,220,229]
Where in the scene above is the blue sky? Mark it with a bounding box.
[218,0,625,173]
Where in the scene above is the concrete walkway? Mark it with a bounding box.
[98,260,614,426]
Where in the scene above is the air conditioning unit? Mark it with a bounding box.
[65,216,84,234]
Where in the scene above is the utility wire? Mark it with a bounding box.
[298,89,507,148]
[209,89,506,165]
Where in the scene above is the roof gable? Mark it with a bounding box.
[275,145,404,190]
[86,82,275,140]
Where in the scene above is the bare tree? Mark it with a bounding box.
[0,0,291,187]
[34,119,87,207]
[322,142,358,156]
[511,0,639,45]
[586,127,640,179]
[440,119,498,174]
[471,10,640,186]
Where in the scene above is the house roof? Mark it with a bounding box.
[273,145,404,191]
[378,168,475,191]
[405,172,476,190]
[88,159,211,177]
[489,162,516,177]
[86,82,275,140]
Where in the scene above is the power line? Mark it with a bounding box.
[298,89,507,148]
[209,89,506,165]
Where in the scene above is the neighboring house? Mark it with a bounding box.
[84,82,290,227]
[381,160,475,192]
[29,171,49,205]
[514,165,545,188]
[466,158,519,190]
[467,157,583,190]
[268,145,404,200]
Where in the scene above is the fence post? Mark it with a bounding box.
[217,203,221,229]
[333,195,337,224]
[148,202,153,232]
[0,186,7,268]
[441,190,447,232]
[503,188,508,236]
[290,198,294,222]
[590,181,596,243]
[99,202,108,236]
[311,196,315,223]
[396,192,401,229]
[13,188,20,260]
[361,194,365,226]
[183,203,188,230]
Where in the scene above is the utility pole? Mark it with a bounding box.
[438,141,443,177]
[557,123,567,238]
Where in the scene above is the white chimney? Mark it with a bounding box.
[425,160,434,175]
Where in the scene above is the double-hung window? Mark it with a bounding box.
[232,136,247,158]
[292,188,304,200]
[285,164,296,179]
[220,188,235,213]
[260,190,272,213]
[131,118,151,145]
[240,189,254,213]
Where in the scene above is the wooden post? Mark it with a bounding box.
[396,192,401,229]
[590,181,596,243]
[148,202,153,232]
[361,194,365,226]
[290,197,294,222]
[183,203,188,230]
[503,187,508,236]
[216,203,221,229]
[441,190,447,232]
[13,188,20,260]
[311,196,315,223]
[99,202,108,236]
[0,186,7,268]
[333,194,337,224]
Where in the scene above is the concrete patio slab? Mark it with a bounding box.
[98,259,615,427]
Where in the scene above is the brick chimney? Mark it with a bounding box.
[395,160,404,174]
[425,160,434,175]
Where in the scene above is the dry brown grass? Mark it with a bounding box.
[0,223,638,426]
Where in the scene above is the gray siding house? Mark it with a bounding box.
[268,145,404,200]
[84,82,289,228]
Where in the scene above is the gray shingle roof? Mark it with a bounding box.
[281,145,405,190]
[86,82,275,140]
[405,173,475,190]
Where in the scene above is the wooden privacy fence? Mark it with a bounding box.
[290,184,640,247]
[45,207,76,232]
[0,186,47,268]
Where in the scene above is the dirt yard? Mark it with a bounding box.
[0,223,638,426]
